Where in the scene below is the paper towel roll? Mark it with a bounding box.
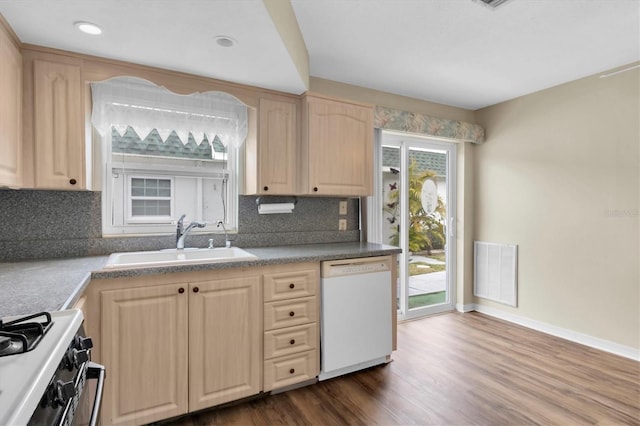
[258,203,295,214]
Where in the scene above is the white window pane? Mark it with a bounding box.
[131,201,145,216]
[131,178,145,196]
[158,202,171,216]
[146,185,158,197]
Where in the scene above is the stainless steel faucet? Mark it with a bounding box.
[216,220,231,248]
[176,214,206,249]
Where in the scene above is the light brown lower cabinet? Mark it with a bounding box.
[188,277,262,412]
[91,263,319,425]
[101,283,190,425]
[98,271,262,425]
[262,266,320,392]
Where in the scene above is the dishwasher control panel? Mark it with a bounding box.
[321,256,392,278]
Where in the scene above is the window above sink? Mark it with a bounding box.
[90,77,248,236]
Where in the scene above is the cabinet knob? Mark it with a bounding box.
[289,311,295,317]
[193,287,199,293]
[69,178,77,185]
[313,187,318,192]
[289,283,295,289]
[263,186,269,191]
[290,339,295,345]
[289,368,295,374]
[178,287,185,294]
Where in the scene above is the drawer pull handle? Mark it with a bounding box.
[289,283,295,289]
[193,287,199,293]
[178,288,185,294]
[313,187,318,192]
[290,339,295,345]
[69,178,77,185]
[289,311,295,317]
[264,186,269,191]
[289,368,295,374]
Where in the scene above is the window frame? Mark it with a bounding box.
[100,128,239,236]
[126,175,175,224]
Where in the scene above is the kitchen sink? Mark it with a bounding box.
[103,247,258,270]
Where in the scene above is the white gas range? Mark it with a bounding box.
[0,310,105,425]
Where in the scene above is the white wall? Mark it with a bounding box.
[474,64,640,351]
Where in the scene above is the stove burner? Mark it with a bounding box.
[0,312,53,357]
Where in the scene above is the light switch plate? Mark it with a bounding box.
[339,200,348,215]
[338,219,347,231]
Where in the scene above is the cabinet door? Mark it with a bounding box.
[188,276,262,411]
[257,98,296,194]
[33,60,84,189]
[0,29,22,188]
[305,96,373,196]
[101,284,189,425]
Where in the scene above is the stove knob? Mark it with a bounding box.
[54,380,76,407]
[73,349,89,367]
[62,348,90,371]
[74,336,94,350]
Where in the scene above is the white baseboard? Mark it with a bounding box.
[455,303,475,313]
[472,304,640,361]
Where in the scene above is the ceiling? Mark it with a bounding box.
[0,0,638,110]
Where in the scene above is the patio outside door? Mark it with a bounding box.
[369,130,456,320]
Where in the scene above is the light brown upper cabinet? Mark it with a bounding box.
[300,94,373,196]
[244,97,298,195]
[0,24,22,188]
[30,58,85,189]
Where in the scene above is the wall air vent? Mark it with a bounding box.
[475,0,513,8]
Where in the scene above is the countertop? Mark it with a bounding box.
[0,242,400,317]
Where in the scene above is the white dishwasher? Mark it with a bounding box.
[319,256,393,381]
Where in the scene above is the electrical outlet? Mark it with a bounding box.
[339,200,348,215]
[338,219,347,231]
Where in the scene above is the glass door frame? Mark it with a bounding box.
[368,129,457,320]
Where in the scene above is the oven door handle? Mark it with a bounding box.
[85,361,106,426]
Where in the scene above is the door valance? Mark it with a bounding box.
[374,106,485,144]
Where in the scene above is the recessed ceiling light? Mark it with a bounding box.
[74,21,102,35]
[214,36,236,48]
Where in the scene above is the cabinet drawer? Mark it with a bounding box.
[264,350,317,391]
[264,297,316,331]
[264,323,317,359]
[263,269,317,301]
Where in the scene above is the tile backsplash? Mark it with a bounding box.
[0,190,360,262]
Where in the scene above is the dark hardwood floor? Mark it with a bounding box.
[162,312,640,425]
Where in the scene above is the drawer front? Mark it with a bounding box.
[264,297,317,330]
[263,269,317,302]
[264,323,317,359]
[264,350,317,391]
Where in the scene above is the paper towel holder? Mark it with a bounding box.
[255,196,298,207]
[256,196,298,214]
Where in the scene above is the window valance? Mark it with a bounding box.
[374,106,485,144]
[91,76,248,149]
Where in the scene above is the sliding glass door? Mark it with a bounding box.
[369,130,456,319]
